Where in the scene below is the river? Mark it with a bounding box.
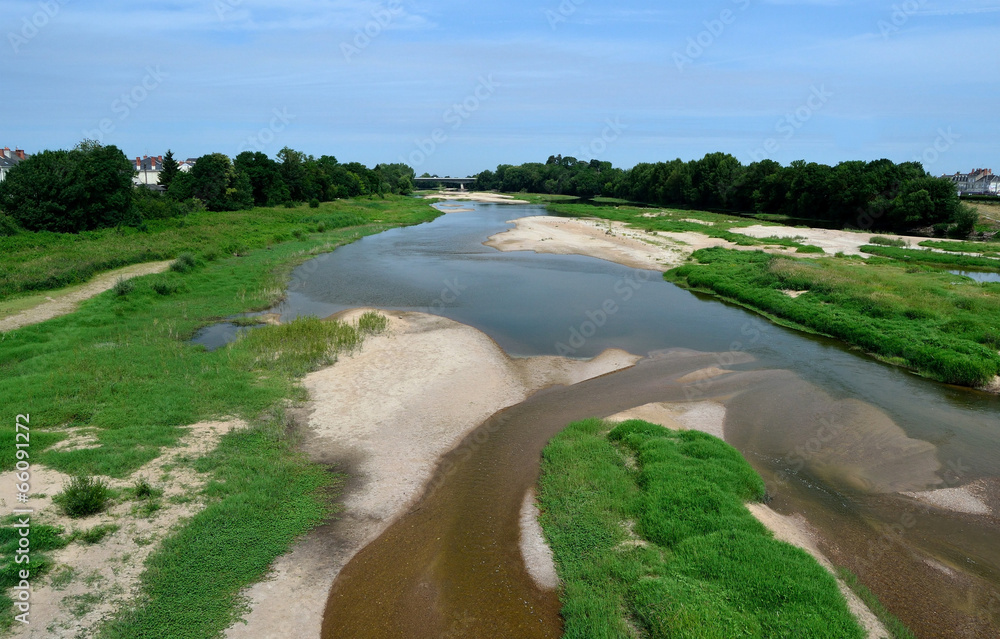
[275,201,1000,638]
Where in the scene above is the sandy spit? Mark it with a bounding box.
[0,261,172,333]
[225,309,640,639]
[485,215,740,271]
[605,401,891,639]
[423,191,531,205]
[519,488,560,591]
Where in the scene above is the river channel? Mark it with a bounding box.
[274,201,1000,638]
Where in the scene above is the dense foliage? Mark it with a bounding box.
[0,141,136,233]
[476,154,975,233]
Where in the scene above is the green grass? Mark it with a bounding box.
[538,418,865,638]
[918,239,1000,257]
[77,523,120,545]
[836,568,915,639]
[862,245,1000,271]
[0,197,439,635]
[668,249,1000,386]
[0,196,429,302]
[0,523,69,631]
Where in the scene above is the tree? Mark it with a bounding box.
[159,149,180,189]
[234,151,288,206]
[169,153,252,212]
[0,140,135,233]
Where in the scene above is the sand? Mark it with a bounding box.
[0,261,172,332]
[1,420,243,639]
[485,215,740,271]
[731,225,950,257]
[225,309,640,639]
[519,488,560,591]
[605,403,891,639]
[423,191,531,205]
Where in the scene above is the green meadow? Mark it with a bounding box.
[0,198,440,636]
[538,418,866,638]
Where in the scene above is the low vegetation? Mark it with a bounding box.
[919,239,1000,257]
[668,249,1000,386]
[54,475,114,518]
[538,418,864,638]
[0,522,69,631]
[0,196,431,301]
[861,245,1000,271]
[0,197,438,634]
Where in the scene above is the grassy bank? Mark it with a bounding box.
[668,249,1000,386]
[0,196,431,301]
[862,245,1000,270]
[0,198,440,635]
[538,418,864,638]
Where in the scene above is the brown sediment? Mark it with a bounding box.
[226,310,640,639]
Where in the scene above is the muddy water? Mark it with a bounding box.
[291,203,1000,638]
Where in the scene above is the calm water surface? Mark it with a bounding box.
[278,202,1000,638]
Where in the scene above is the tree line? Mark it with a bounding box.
[474,153,976,234]
[0,141,416,234]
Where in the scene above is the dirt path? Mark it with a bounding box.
[0,261,172,332]
[225,309,640,639]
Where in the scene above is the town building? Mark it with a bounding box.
[944,168,1000,196]
[0,147,27,182]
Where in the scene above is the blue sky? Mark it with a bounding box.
[2,0,997,176]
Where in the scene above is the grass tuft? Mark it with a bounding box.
[169,253,198,274]
[112,277,134,297]
[78,523,120,545]
[357,310,389,334]
[54,475,113,518]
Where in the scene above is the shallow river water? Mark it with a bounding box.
[277,202,1000,638]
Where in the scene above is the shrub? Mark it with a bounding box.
[869,236,907,247]
[309,198,320,209]
[283,201,296,209]
[357,311,388,334]
[169,252,198,273]
[113,277,135,297]
[151,280,180,296]
[0,214,21,237]
[79,524,119,545]
[54,476,113,518]
[132,478,161,500]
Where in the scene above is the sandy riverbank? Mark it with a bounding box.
[485,215,739,270]
[225,309,640,639]
[0,260,172,332]
[423,191,531,205]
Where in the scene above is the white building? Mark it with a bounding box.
[0,147,27,182]
[945,168,1000,196]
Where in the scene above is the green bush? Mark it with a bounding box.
[113,277,135,297]
[169,253,198,274]
[357,311,388,334]
[151,280,180,296]
[308,198,320,209]
[54,476,113,518]
[869,236,907,247]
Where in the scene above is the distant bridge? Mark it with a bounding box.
[413,177,476,190]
